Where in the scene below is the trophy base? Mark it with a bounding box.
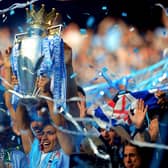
[20,96,39,107]
[8,89,40,107]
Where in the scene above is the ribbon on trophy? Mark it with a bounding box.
[48,35,67,112]
[40,37,52,77]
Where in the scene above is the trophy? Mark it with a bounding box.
[10,4,66,107]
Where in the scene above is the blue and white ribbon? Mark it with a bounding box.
[48,36,67,111]
[39,37,52,76]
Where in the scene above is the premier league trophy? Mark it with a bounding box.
[10,4,67,110]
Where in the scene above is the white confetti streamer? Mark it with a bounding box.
[0,0,39,14]
[155,3,168,16]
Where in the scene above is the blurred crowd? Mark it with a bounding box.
[62,10,168,85]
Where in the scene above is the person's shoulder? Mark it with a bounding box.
[58,149,70,158]
[51,149,70,168]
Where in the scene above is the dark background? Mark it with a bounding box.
[1,0,168,33]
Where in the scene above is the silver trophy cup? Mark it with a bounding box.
[13,32,44,105]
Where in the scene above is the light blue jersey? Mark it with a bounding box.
[28,138,69,168]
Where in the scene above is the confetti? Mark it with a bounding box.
[10,9,15,15]
[129,27,135,32]
[86,16,95,28]
[83,12,90,15]
[121,12,127,17]
[11,135,15,141]
[70,72,77,79]
[2,16,7,22]
[99,90,105,96]
[18,26,24,33]
[80,28,87,34]
[101,6,107,11]
[66,14,71,20]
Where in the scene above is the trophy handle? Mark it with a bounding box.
[14,32,28,43]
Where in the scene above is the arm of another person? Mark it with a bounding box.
[2,47,34,153]
[15,102,34,154]
[128,99,148,129]
[2,47,21,136]
[2,47,16,121]
[128,99,152,142]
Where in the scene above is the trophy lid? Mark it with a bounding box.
[26,4,62,36]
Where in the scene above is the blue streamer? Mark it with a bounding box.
[100,67,115,88]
